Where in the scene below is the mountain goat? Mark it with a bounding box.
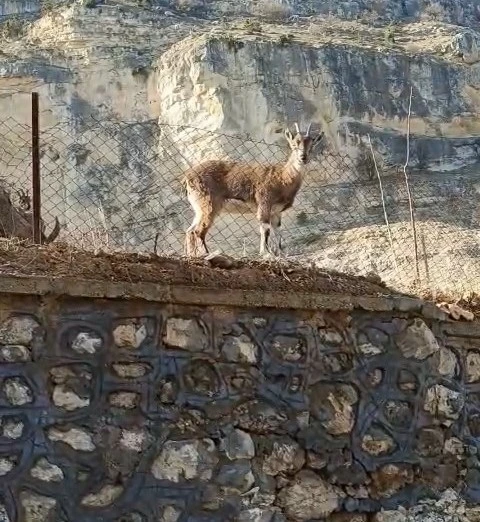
[183,123,324,257]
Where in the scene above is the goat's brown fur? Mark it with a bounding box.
[183,124,323,256]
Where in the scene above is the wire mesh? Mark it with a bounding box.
[0,112,480,295]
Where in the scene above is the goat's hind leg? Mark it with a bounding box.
[195,215,214,255]
[184,225,198,257]
[185,191,203,258]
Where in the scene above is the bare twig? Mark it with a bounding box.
[403,86,420,281]
[367,134,398,271]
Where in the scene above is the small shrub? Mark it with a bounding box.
[220,35,244,52]
[384,23,396,45]
[0,16,27,41]
[420,2,447,21]
[251,0,292,21]
[242,18,262,32]
[278,33,294,45]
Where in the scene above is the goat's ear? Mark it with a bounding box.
[284,128,294,143]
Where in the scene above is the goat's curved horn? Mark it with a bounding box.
[294,123,300,134]
[306,123,312,136]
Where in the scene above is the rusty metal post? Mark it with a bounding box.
[31,92,41,244]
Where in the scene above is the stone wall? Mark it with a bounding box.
[0,277,479,521]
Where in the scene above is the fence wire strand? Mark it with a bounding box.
[0,112,479,295]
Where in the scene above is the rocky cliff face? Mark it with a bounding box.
[0,0,480,292]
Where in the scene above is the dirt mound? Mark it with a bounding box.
[0,241,398,297]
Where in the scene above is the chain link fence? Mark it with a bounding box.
[1,102,480,295]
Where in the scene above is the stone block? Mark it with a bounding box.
[163,317,208,351]
[81,484,124,507]
[71,330,103,354]
[3,378,33,406]
[0,315,40,346]
[277,470,341,520]
[151,439,218,482]
[30,458,64,482]
[48,426,95,452]
[221,334,258,363]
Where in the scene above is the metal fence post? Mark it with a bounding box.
[31,92,41,244]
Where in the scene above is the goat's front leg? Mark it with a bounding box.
[270,213,283,256]
[257,202,272,257]
[259,223,271,256]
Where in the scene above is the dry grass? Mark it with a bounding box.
[0,239,396,297]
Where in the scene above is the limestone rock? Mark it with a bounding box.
[160,506,182,522]
[278,470,340,520]
[270,335,307,362]
[221,334,258,363]
[71,331,103,354]
[0,504,9,522]
[52,385,90,411]
[113,320,148,349]
[0,457,15,476]
[151,439,218,482]
[310,383,358,435]
[205,252,239,269]
[216,461,255,493]
[163,318,208,351]
[424,384,464,421]
[444,436,464,455]
[449,29,480,64]
[120,429,146,452]
[0,315,40,345]
[361,427,395,456]
[2,418,23,439]
[431,346,458,378]
[238,509,274,522]
[112,363,151,378]
[262,437,305,476]
[30,458,64,482]
[370,464,413,498]
[109,391,139,409]
[20,492,56,522]
[467,351,480,383]
[48,426,95,451]
[0,345,31,362]
[3,378,33,406]
[372,512,406,522]
[81,484,124,507]
[224,429,255,460]
[395,319,439,360]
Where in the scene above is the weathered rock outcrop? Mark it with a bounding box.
[0,1,480,292]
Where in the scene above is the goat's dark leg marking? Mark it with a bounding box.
[257,201,273,256]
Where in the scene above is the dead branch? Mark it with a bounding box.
[403,86,420,281]
[367,134,398,271]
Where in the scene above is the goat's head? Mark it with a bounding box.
[284,123,324,166]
